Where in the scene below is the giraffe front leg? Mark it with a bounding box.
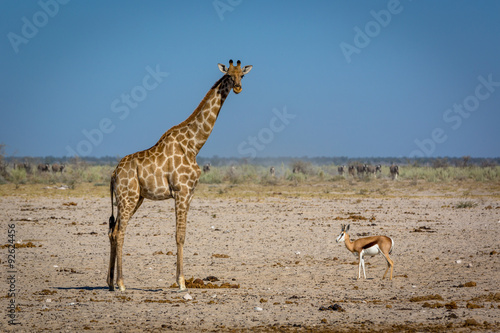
[176,241,186,291]
[115,231,127,291]
[174,193,190,292]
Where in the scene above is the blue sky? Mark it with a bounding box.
[1,0,499,159]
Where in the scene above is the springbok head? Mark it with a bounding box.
[336,224,350,243]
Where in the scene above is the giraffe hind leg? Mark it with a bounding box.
[107,214,118,291]
[115,197,143,291]
[107,179,117,291]
[107,196,143,291]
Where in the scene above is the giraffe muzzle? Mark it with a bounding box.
[233,85,242,94]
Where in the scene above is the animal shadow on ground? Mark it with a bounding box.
[55,286,163,292]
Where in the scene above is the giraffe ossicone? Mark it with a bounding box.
[106,60,252,292]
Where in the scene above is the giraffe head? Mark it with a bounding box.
[217,59,252,94]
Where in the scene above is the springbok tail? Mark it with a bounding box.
[389,237,394,255]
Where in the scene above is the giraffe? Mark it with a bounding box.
[107,60,253,292]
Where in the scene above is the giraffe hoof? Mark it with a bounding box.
[174,276,186,293]
[173,286,187,293]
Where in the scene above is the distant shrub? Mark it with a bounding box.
[330,175,345,182]
[399,166,500,183]
[227,165,253,184]
[199,167,223,184]
[291,160,313,175]
[9,168,27,188]
[432,158,449,169]
[82,166,113,183]
[1,160,499,188]
[260,173,279,186]
[481,159,497,168]
[455,201,477,209]
[287,171,306,184]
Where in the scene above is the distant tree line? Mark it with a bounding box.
[2,155,498,168]
[196,156,498,168]
[3,155,120,166]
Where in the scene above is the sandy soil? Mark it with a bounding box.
[1,184,500,332]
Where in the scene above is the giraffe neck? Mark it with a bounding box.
[158,75,233,156]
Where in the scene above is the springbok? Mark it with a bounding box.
[336,224,394,280]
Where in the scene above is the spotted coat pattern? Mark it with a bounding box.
[107,60,252,292]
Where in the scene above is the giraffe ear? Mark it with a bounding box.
[242,65,253,75]
[218,63,228,74]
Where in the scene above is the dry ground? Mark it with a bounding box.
[1,179,499,332]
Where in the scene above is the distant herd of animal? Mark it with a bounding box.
[288,163,400,180]
[8,161,400,180]
[7,162,65,173]
[201,163,401,180]
[337,164,400,180]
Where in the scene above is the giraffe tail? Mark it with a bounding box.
[109,178,116,232]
